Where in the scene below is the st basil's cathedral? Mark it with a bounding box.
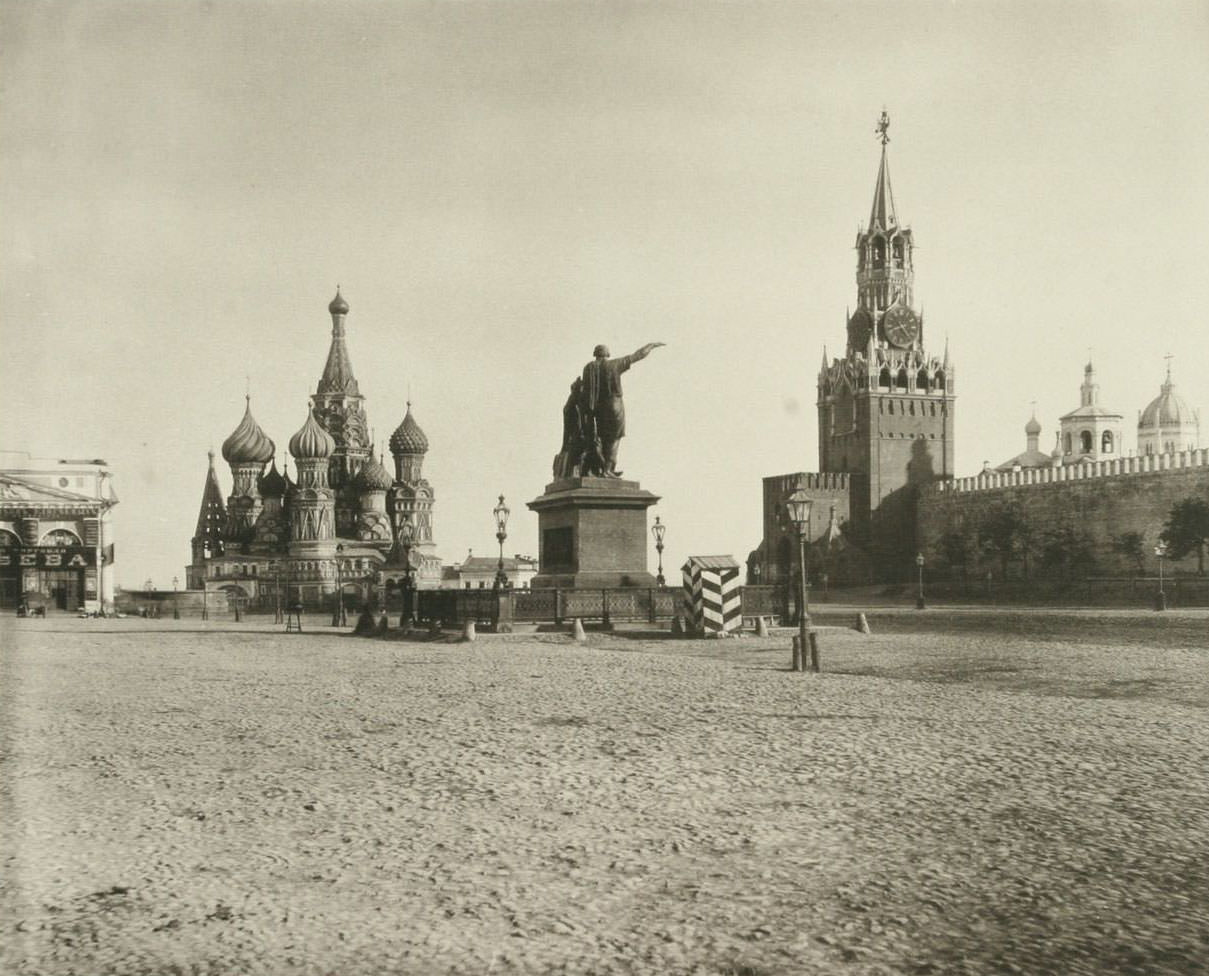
[186,291,438,608]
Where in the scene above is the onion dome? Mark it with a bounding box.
[289,406,336,460]
[328,288,349,315]
[221,397,275,464]
[258,460,287,496]
[355,455,394,492]
[389,403,429,455]
[1139,371,1196,429]
[1025,415,1042,437]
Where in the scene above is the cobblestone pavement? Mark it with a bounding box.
[3,615,1208,975]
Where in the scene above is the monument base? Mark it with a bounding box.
[527,476,660,590]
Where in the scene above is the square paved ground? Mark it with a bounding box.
[3,613,1208,975]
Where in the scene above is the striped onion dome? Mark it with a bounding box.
[221,397,275,464]
[355,455,394,492]
[288,407,336,460]
[389,403,429,455]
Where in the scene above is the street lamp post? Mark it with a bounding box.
[493,494,510,590]
[1155,541,1168,611]
[172,576,180,620]
[332,543,347,627]
[785,489,815,673]
[915,552,926,610]
[652,516,666,586]
[202,581,208,621]
[399,520,415,629]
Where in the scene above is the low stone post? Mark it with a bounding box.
[856,612,871,634]
[808,630,822,672]
[553,588,563,626]
[756,616,770,638]
[572,617,586,641]
[791,635,803,672]
[601,589,612,631]
[462,619,477,642]
[493,589,514,634]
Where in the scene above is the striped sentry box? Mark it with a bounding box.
[681,555,742,636]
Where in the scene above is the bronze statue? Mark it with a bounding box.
[579,342,664,478]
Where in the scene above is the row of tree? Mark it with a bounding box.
[934,497,1209,579]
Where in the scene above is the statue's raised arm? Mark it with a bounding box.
[578,341,665,479]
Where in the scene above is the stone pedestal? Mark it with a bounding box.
[527,477,660,589]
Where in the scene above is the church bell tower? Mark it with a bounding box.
[816,112,955,568]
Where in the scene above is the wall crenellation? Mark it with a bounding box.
[939,448,1209,495]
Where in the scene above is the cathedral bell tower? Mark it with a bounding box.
[311,289,371,534]
[816,112,955,569]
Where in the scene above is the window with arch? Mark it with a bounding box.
[1101,431,1114,454]
[878,367,891,389]
[892,237,904,268]
[1080,430,1093,453]
[934,370,946,391]
[872,238,885,269]
[896,369,909,391]
[887,401,895,415]
[40,528,81,546]
[0,529,19,547]
[1064,433,1072,454]
[916,369,929,390]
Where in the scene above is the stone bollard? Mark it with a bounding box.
[756,616,770,638]
[856,612,871,634]
[791,635,803,672]
[462,619,477,642]
[671,614,684,637]
[572,618,587,642]
[808,630,822,672]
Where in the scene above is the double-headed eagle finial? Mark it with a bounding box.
[876,109,890,146]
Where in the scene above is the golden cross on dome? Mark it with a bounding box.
[876,109,890,146]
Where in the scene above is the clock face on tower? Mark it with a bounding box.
[883,305,920,348]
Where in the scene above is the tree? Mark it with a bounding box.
[1111,531,1146,575]
[1039,526,1096,580]
[977,504,1029,578]
[1161,498,1209,576]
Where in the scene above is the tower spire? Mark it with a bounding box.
[869,110,898,230]
[318,289,359,395]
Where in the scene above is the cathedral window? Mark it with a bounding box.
[1080,431,1093,453]
[896,369,908,390]
[1101,431,1114,454]
[892,237,904,268]
[917,369,929,390]
[873,238,885,269]
[878,368,891,389]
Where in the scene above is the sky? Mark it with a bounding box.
[2,0,1208,589]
